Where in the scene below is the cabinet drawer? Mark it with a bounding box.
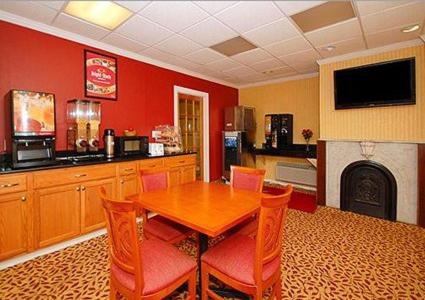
[164,155,196,168]
[139,158,164,170]
[118,162,137,176]
[0,174,27,195]
[34,165,116,189]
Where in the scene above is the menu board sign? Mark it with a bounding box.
[11,90,56,136]
[85,50,117,100]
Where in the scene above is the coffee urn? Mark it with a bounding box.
[103,129,115,158]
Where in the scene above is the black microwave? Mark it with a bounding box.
[114,136,148,156]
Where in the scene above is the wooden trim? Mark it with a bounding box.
[418,144,425,228]
[316,140,326,206]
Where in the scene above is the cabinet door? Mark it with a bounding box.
[180,165,196,184]
[81,178,116,233]
[34,185,81,248]
[0,193,28,260]
[118,175,139,201]
[169,167,181,187]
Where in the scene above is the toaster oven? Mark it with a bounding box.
[114,136,148,156]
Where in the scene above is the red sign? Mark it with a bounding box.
[85,50,117,100]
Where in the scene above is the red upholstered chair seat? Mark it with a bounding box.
[144,215,193,242]
[201,234,280,286]
[111,239,196,295]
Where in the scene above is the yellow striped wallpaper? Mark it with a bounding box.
[319,45,425,142]
[239,76,320,145]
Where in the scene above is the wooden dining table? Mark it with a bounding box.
[127,180,262,295]
[129,180,262,253]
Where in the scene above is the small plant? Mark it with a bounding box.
[302,129,313,143]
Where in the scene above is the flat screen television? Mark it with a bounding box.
[334,58,416,109]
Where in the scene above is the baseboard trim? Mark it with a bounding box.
[0,228,106,270]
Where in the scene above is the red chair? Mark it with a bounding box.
[229,166,266,235]
[100,187,197,300]
[230,165,266,192]
[138,168,195,244]
[201,185,293,300]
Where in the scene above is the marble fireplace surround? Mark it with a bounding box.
[326,140,418,224]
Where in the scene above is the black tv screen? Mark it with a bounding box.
[334,58,416,109]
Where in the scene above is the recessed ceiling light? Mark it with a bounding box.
[401,24,420,33]
[322,45,336,52]
[64,1,132,30]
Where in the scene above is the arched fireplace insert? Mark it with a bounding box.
[340,160,397,221]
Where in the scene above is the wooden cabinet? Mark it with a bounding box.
[34,184,81,248]
[180,165,196,184]
[0,154,196,261]
[0,192,29,260]
[118,175,139,201]
[81,178,116,233]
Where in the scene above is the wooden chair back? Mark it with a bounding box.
[254,185,293,284]
[138,167,170,192]
[230,166,266,193]
[100,187,144,293]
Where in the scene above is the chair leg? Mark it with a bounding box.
[274,279,282,300]
[253,290,262,300]
[188,270,197,300]
[109,283,117,300]
[201,262,209,300]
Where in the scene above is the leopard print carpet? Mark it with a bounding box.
[1,206,424,299]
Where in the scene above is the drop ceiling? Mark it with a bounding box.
[0,1,424,87]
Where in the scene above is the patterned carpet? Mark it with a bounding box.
[1,206,424,299]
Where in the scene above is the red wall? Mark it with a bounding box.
[0,21,238,180]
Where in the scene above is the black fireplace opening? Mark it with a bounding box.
[340,160,397,221]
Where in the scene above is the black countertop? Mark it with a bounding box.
[0,151,196,174]
[254,144,316,159]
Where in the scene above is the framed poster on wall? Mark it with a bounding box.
[84,50,117,100]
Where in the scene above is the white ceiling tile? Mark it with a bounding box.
[264,66,297,78]
[305,18,362,47]
[38,1,65,11]
[317,37,366,58]
[168,57,204,71]
[242,18,300,47]
[290,61,319,73]
[139,1,208,32]
[54,13,110,40]
[274,1,326,16]
[0,1,58,24]
[140,47,179,64]
[355,0,416,16]
[101,33,148,52]
[238,72,269,82]
[181,17,238,47]
[205,58,242,72]
[115,1,151,12]
[154,35,202,56]
[223,65,257,77]
[184,48,226,64]
[250,58,287,72]
[194,1,237,15]
[279,49,321,66]
[264,36,312,57]
[366,26,423,48]
[231,48,273,65]
[115,15,173,46]
[361,1,425,34]
[215,1,283,33]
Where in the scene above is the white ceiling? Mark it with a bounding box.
[0,1,424,87]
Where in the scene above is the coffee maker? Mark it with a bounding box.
[9,90,57,168]
[265,114,293,149]
[67,100,101,153]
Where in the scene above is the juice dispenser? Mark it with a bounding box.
[67,100,89,153]
[87,101,101,152]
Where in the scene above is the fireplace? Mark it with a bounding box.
[340,160,397,221]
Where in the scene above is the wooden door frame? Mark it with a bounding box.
[173,86,210,182]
